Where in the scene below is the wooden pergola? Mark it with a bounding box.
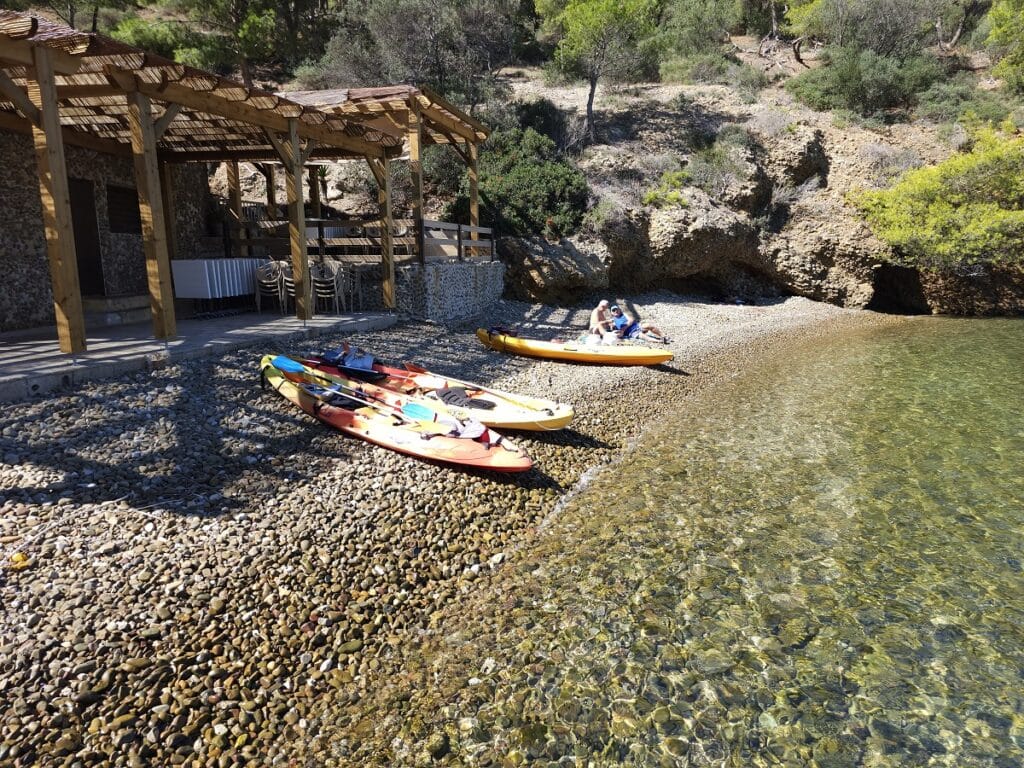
[0,11,403,354]
[284,86,490,255]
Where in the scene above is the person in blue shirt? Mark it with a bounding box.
[609,304,670,343]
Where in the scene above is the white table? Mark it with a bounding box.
[171,258,268,299]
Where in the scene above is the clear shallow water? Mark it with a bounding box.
[345,318,1024,766]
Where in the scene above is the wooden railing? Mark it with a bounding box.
[422,219,494,261]
[225,214,495,264]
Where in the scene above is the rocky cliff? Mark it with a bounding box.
[499,75,1024,315]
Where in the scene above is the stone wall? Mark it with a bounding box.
[0,131,209,332]
[395,261,504,322]
[170,164,209,259]
[0,131,53,330]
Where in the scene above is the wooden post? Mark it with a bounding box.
[265,164,277,219]
[159,163,178,262]
[378,158,395,309]
[308,166,322,219]
[468,141,479,242]
[408,101,424,264]
[28,46,87,354]
[284,120,311,319]
[226,160,246,256]
[127,90,177,339]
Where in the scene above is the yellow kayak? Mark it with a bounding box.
[477,328,673,366]
[301,355,575,431]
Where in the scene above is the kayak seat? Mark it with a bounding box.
[437,387,496,410]
[319,346,387,382]
[302,383,361,410]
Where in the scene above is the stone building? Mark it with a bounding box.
[0,131,209,332]
[0,11,499,353]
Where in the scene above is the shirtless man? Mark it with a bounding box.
[589,299,612,335]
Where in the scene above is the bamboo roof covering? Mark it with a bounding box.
[0,11,404,162]
[284,85,490,149]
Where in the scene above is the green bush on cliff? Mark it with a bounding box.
[786,47,943,116]
[854,125,1024,268]
[643,170,691,208]
[449,128,590,238]
[915,73,1024,126]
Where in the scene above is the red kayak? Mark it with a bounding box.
[302,345,574,431]
[260,355,533,472]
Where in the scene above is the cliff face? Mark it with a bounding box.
[498,76,1024,316]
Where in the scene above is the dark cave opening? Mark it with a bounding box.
[867,264,931,314]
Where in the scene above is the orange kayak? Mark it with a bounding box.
[260,356,533,472]
[302,351,574,431]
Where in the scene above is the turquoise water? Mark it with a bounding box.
[345,318,1024,766]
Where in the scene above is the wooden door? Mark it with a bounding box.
[68,178,105,296]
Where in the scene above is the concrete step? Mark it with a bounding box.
[82,295,151,328]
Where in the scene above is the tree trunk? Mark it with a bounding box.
[239,55,253,88]
[937,1,983,53]
[585,73,598,144]
[90,4,98,33]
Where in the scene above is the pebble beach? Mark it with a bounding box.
[0,294,903,767]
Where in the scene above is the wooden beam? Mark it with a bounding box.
[420,103,477,144]
[126,79,383,158]
[408,99,424,264]
[158,146,365,163]
[283,119,311,319]
[468,141,479,236]
[27,45,86,353]
[0,109,131,156]
[0,68,39,125]
[55,84,122,100]
[226,160,247,257]
[127,90,176,339]
[0,35,82,75]
[432,126,470,164]
[375,158,395,309]
[365,156,385,187]
[159,163,178,262]
[153,103,182,141]
[308,166,321,219]
[262,163,277,219]
[419,86,490,138]
[264,127,289,166]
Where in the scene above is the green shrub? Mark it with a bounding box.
[716,123,755,148]
[915,75,1024,126]
[449,128,590,238]
[516,98,566,141]
[174,37,237,74]
[687,143,746,197]
[786,47,943,116]
[581,199,618,235]
[110,17,195,60]
[643,169,691,208]
[422,145,465,200]
[854,125,1024,268]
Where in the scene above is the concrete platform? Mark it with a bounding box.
[0,311,397,402]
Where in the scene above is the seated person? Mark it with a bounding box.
[609,304,671,343]
[589,299,612,335]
